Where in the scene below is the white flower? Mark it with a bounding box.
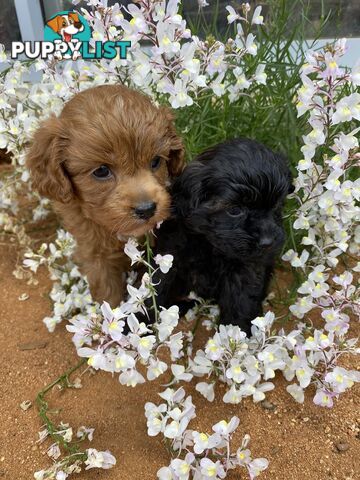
[163,418,188,439]
[77,426,95,442]
[170,79,193,109]
[286,383,305,403]
[236,448,251,466]
[56,472,68,480]
[254,64,267,84]
[171,364,193,382]
[205,336,224,361]
[246,34,258,56]
[248,458,269,478]
[252,6,264,24]
[295,365,314,388]
[193,431,221,454]
[157,305,179,341]
[157,466,174,480]
[198,0,209,8]
[34,471,46,480]
[226,6,240,24]
[147,357,168,380]
[200,458,226,479]
[170,453,195,480]
[124,238,143,265]
[332,93,360,125]
[154,254,173,273]
[313,389,333,408]
[226,360,246,383]
[167,332,184,359]
[282,249,309,268]
[47,443,61,460]
[119,368,145,387]
[114,352,135,371]
[325,367,360,393]
[223,385,242,404]
[195,382,215,402]
[212,416,240,436]
[85,449,116,470]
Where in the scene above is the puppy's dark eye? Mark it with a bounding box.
[92,165,113,180]
[227,206,245,218]
[150,156,162,171]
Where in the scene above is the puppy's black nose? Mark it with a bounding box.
[135,201,157,220]
[259,237,274,249]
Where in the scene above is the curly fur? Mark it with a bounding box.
[153,138,293,334]
[26,84,185,306]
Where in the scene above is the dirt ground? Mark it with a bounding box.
[0,237,359,480]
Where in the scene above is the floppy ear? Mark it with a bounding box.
[172,161,204,217]
[161,107,185,177]
[26,116,73,203]
[46,16,62,34]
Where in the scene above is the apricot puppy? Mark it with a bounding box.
[27,84,184,306]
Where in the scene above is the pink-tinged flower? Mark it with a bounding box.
[313,389,334,408]
[325,367,360,393]
[333,271,353,287]
[322,309,349,336]
[236,448,251,466]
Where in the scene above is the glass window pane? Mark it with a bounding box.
[0,0,21,50]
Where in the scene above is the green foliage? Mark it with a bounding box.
[175,0,330,168]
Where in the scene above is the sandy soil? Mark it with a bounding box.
[0,237,359,480]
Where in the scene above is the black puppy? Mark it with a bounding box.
[152,138,293,334]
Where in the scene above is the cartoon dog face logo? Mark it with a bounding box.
[46,12,84,42]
